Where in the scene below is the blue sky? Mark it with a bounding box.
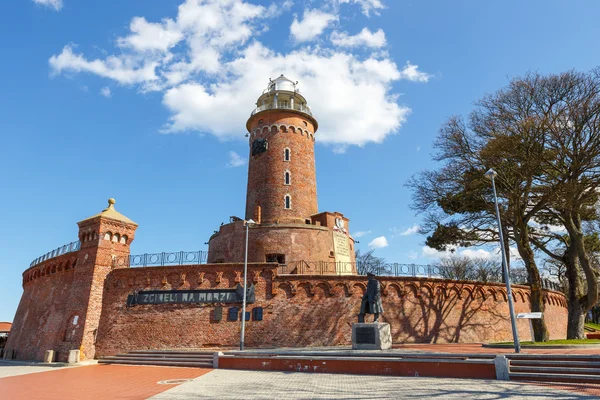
[1,0,599,321]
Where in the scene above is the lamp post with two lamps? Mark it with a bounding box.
[485,168,521,353]
[240,218,255,351]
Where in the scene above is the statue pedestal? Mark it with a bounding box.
[352,322,392,350]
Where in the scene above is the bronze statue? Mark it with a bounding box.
[358,272,384,322]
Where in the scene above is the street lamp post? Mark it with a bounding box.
[240,219,255,351]
[485,168,521,353]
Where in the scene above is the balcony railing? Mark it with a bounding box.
[30,240,81,268]
[250,102,313,117]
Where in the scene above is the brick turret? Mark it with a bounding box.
[245,75,319,224]
[69,198,137,360]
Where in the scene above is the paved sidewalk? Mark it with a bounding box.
[0,364,210,400]
[152,369,597,399]
[0,360,72,378]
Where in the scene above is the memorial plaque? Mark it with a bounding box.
[332,231,352,274]
[355,326,376,344]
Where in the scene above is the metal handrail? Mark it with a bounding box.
[30,240,81,268]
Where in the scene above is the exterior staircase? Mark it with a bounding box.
[508,354,600,384]
[99,350,214,368]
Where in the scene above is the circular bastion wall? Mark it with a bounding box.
[7,252,80,361]
[208,221,352,267]
[93,264,568,357]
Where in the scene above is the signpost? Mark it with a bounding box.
[517,312,543,343]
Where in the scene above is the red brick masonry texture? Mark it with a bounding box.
[92,264,566,357]
[7,261,567,361]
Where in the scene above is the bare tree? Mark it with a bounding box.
[435,256,503,283]
[355,249,391,275]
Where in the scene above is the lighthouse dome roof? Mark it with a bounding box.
[266,74,298,93]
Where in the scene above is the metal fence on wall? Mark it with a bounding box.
[112,250,208,268]
[279,261,562,292]
[30,240,81,268]
[109,250,561,292]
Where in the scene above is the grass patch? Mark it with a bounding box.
[492,339,600,346]
[586,322,600,331]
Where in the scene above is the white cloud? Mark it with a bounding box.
[48,0,431,150]
[33,0,63,11]
[49,45,159,85]
[226,151,247,168]
[331,28,386,48]
[336,0,385,17]
[100,87,111,98]
[160,42,411,146]
[529,220,567,235]
[399,62,432,82]
[421,245,522,262]
[399,224,419,236]
[290,9,337,43]
[368,236,389,249]
[353,230,372,238]
[117,17,183,53]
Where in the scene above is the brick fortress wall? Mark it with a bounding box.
[94,263,567,357]
[6,253,80,361]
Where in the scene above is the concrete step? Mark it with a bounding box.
[99,358,212,368]
[511,366,600,375]
[510,360,600,367]
[113,353,213,360]
[129,350,215,356]
[102,356,212,363]
[510,372,600,384]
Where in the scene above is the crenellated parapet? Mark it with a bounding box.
[250,124,316,142]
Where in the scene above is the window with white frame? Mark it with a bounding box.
[284,148,290,161]
[284,170,291,185]
[284,195,291,209]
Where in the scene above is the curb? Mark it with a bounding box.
[482,343,600,349]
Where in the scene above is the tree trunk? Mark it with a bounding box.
[514,225,549,341]
[565,247,587,339]
[563,211,599,338]
[567,297,587,339]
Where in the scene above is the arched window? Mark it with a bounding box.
[104,232,112,241]
[284,171,291,185]
[284,148,290,161]
[112,233,120,243]
[120,235,127,244]
[284,195,291,209]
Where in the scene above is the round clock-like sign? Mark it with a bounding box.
[335,217,344,229]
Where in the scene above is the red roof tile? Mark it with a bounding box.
[0,322,12,332]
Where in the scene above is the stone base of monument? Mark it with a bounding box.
[352,322,392,350]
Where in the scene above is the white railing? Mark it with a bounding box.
[251,102,313,117]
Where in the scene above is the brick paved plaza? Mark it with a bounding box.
[1,360,599,399]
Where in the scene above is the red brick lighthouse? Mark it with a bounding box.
[208,75,356,274]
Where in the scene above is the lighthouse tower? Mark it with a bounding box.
[208,75,355,274]
[245,75,318,224]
